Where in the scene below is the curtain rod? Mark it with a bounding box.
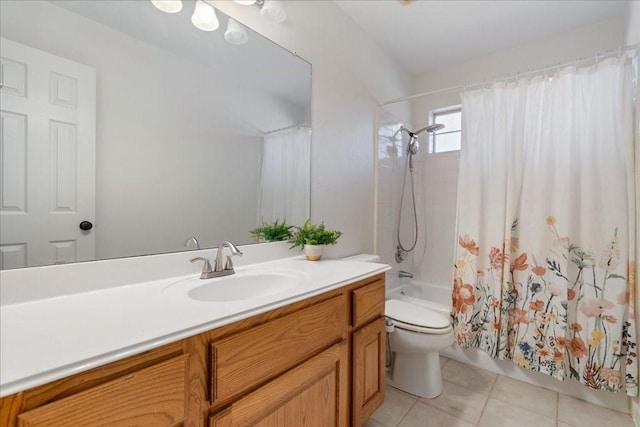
[379,43,639,107]
[261,123,309,136]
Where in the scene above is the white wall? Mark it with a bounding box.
[377,15,631,412]
[627,1,640,45]
[211,1,413,257]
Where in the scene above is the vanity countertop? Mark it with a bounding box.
[0,257,389,397]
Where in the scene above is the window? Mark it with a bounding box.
[429,107,461,153]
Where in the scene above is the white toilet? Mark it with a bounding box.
[340,254,454,398]
[385,298,454,398]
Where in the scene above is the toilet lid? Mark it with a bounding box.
[386,299,451,332]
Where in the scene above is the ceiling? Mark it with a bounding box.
[335,0,632,76]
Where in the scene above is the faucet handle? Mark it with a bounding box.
[225,254,243,270]
[190,257,214,279]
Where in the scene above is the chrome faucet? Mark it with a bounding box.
[184,236,200,250]
[190,241,243,280]
[214,241,243,275]
[399,270,413,279]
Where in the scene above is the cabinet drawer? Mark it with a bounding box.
[352,279,385,329]
[17,355,188,427]
[210,294,346,405]
[210,341,348,427]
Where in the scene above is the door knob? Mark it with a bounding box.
[79,221,93,231]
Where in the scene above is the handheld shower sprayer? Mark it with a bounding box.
[395,122,445,263]
[399,124,445,158]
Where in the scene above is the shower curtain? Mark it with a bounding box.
[452,54,639,396]
[258,127,311,226]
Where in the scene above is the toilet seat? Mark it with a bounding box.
[386,299,452,335]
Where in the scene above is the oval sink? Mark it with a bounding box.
[188,272,301,302]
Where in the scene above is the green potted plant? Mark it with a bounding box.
[249,219,294,242]
[288,219,342,261]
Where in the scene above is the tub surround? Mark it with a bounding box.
[0,249,389,398]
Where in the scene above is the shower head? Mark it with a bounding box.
[399,123,445,139]
[400,123,445,157]
[413,123,445,135]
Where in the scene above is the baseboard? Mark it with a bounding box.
[632,398,640,427]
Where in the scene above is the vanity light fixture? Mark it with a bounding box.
[234,0,287,24]
[225,18,249,45]
[260,0,287,23]
[191,0,220,31]
[151,0,183,13]
[151,0,285,41]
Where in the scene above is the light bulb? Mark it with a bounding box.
[192,0,219,31]
[260,0,286,24]
[151,0,183,13]
[234,0,256,5]
[225,18,248,45]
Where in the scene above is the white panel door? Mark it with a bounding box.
[0,38,96,269]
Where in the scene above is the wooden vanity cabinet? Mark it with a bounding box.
[208,294,346,407]
[0,274,386,427]
[15,355,188,427]
[1,341,188,427]
[348,275,386,427]
[209,341,349,427]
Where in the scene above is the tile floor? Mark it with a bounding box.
[366,357,634,427]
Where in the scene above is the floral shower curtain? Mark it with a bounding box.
[452,55,638,395]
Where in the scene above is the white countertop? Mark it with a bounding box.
[0,256,389,397]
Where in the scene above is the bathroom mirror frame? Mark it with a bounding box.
[0,0,312,270]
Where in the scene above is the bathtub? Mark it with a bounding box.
[386,280,452,313]
[385,279,631,414]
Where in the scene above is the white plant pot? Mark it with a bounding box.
[304,244,324,261]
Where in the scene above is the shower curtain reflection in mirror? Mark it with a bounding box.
[258,126,311,227]
[452,53,639,396]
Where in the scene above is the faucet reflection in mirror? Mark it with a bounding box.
[151,0,287,46]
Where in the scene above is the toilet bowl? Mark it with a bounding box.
[385,298,454,398]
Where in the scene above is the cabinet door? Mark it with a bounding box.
[352,317,386,427]
[210,341,348,427]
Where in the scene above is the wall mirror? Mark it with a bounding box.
[0,0,311,270]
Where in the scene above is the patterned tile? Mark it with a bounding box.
[478,397,555,427]
[398,401,475,427]
[419,380,489,424]
[441,359,497,395]
[364,418,388,427]
[490,375,557,416]
[557,395,633,427]
[439,355,450,368]
[370,386,417,427]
